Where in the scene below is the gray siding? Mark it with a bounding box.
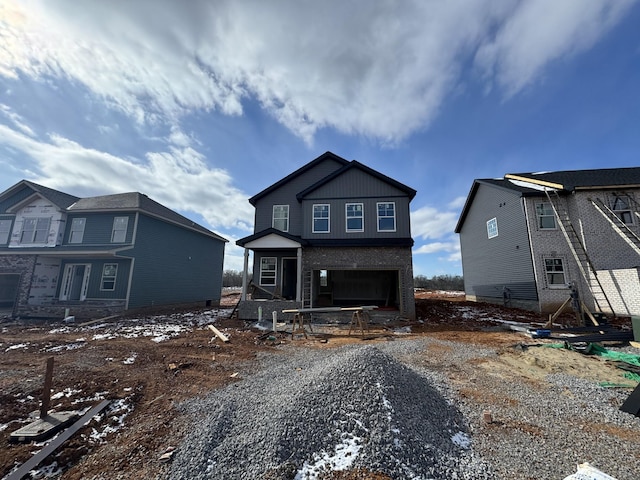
[300,168,412,239]
[459,184,537,302]
[125,214,224,308]
[0,185,34,212]
[64,213,135,244]
[253,158,345,235]
[59,258,131,299]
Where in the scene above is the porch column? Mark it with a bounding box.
[296,246,302,302]
[241,248,249,301]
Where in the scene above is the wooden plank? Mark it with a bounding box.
[78,315,122,327]
[6,400,111,480]
[207,324,230,342]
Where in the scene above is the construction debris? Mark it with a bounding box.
[207,324,230,343]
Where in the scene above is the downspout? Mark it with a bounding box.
[296,246,302,302]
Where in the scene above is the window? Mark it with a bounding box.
[272,205,289,232]
[486,217,498,239]
[319,269,328,287]
[377,202,396,232]
[313,204,330,233]
[260,257,276,286]
[101,263,118,291]
[0,219,11,244]
[536,203,556,229]
[69,218,86,243]
[111,216,128,243]
[346,203,364,232]
[20,217,50,244]
[545,258,566,287]
[611,194,633,225]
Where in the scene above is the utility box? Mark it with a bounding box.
[632,316,640,342]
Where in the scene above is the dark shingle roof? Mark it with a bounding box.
[505,167,640,191]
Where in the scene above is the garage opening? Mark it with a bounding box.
[313,269,399,309]
[0,274,20,308]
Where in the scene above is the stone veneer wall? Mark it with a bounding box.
[0,254,36,318]
[237,299,302,322]
[302,246,416,320]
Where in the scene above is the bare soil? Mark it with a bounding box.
[0,291,635,479]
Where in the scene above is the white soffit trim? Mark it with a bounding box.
[244,233,301,249]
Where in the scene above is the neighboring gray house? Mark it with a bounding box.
[0,180,227,319]
[236,151,417,320]
[455,167,640,317]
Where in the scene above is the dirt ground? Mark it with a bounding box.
[0,290,636,480]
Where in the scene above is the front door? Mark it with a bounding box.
[59,264,91,301]
[281,258,297,300]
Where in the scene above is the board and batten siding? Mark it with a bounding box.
[459,183,537,303]
[253,158,345,235]
[125,214,225,309]
[300,169,412,240]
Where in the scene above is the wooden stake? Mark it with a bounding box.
[40,357,54,419]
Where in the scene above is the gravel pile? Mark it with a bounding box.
[169,342,493,479]
[168,338,640,479]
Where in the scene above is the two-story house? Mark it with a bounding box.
[455,167,640,317]
[0,180,227,320]
[236,151,417,321]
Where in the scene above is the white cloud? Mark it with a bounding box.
[0,0,632,143]
[0,123,254,232]
[410,205,459,241]
[474,0,634,95]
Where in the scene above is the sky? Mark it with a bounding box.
[1,0,639,277]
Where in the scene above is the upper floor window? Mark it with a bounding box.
[260,257,276,286]
[313,204,330,233]
[346,203,364,232]
[272,205,289,232]
[536,203,556,229]
[377,202,396,232]
[111,216,129,243]
[0,219,11,244]
[545,258,566,287]
[20,217,50,244]
[610,194,633,225]
[69,218,86,243]
[486,217,498,239]
[101,263,118,291]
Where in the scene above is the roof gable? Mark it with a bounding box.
[249,151,349,206]
[0,180,79,213]
[296,160,416,201]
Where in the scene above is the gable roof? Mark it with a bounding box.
[0,180,80,211]
[455,166,640,233]
[296,159,417,201]
[236,227,308,247]
[0,180,226,242]
[248,151,350,205]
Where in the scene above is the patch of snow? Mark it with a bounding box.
[44,342,86,352]
[51,388,82,400]
[5,343,29,352]
[393,326,411,334]
[122,353,137,365]
[451,431,471,449]
[92,333,117,340]
[295,434,363,479]
[89,397,134,443]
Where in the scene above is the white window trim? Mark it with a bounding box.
[610,194,634,225]
[544,257,567,289]
[20,217,51,244]
[69,217,86,243]
[100,263,118,291]
[376,202,396,232]
[345,203,364,233]
[536,202,556,230]
[111,216,129,243]
[487,217,498,239]
[312,204,330,233]
[272,205,289,232]
[260,257,277,286]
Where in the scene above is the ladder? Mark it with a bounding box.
[302,270,312,309]
[545,189,614,315]
[590,197,640,256]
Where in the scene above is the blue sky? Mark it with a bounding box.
[1,0,639,276]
